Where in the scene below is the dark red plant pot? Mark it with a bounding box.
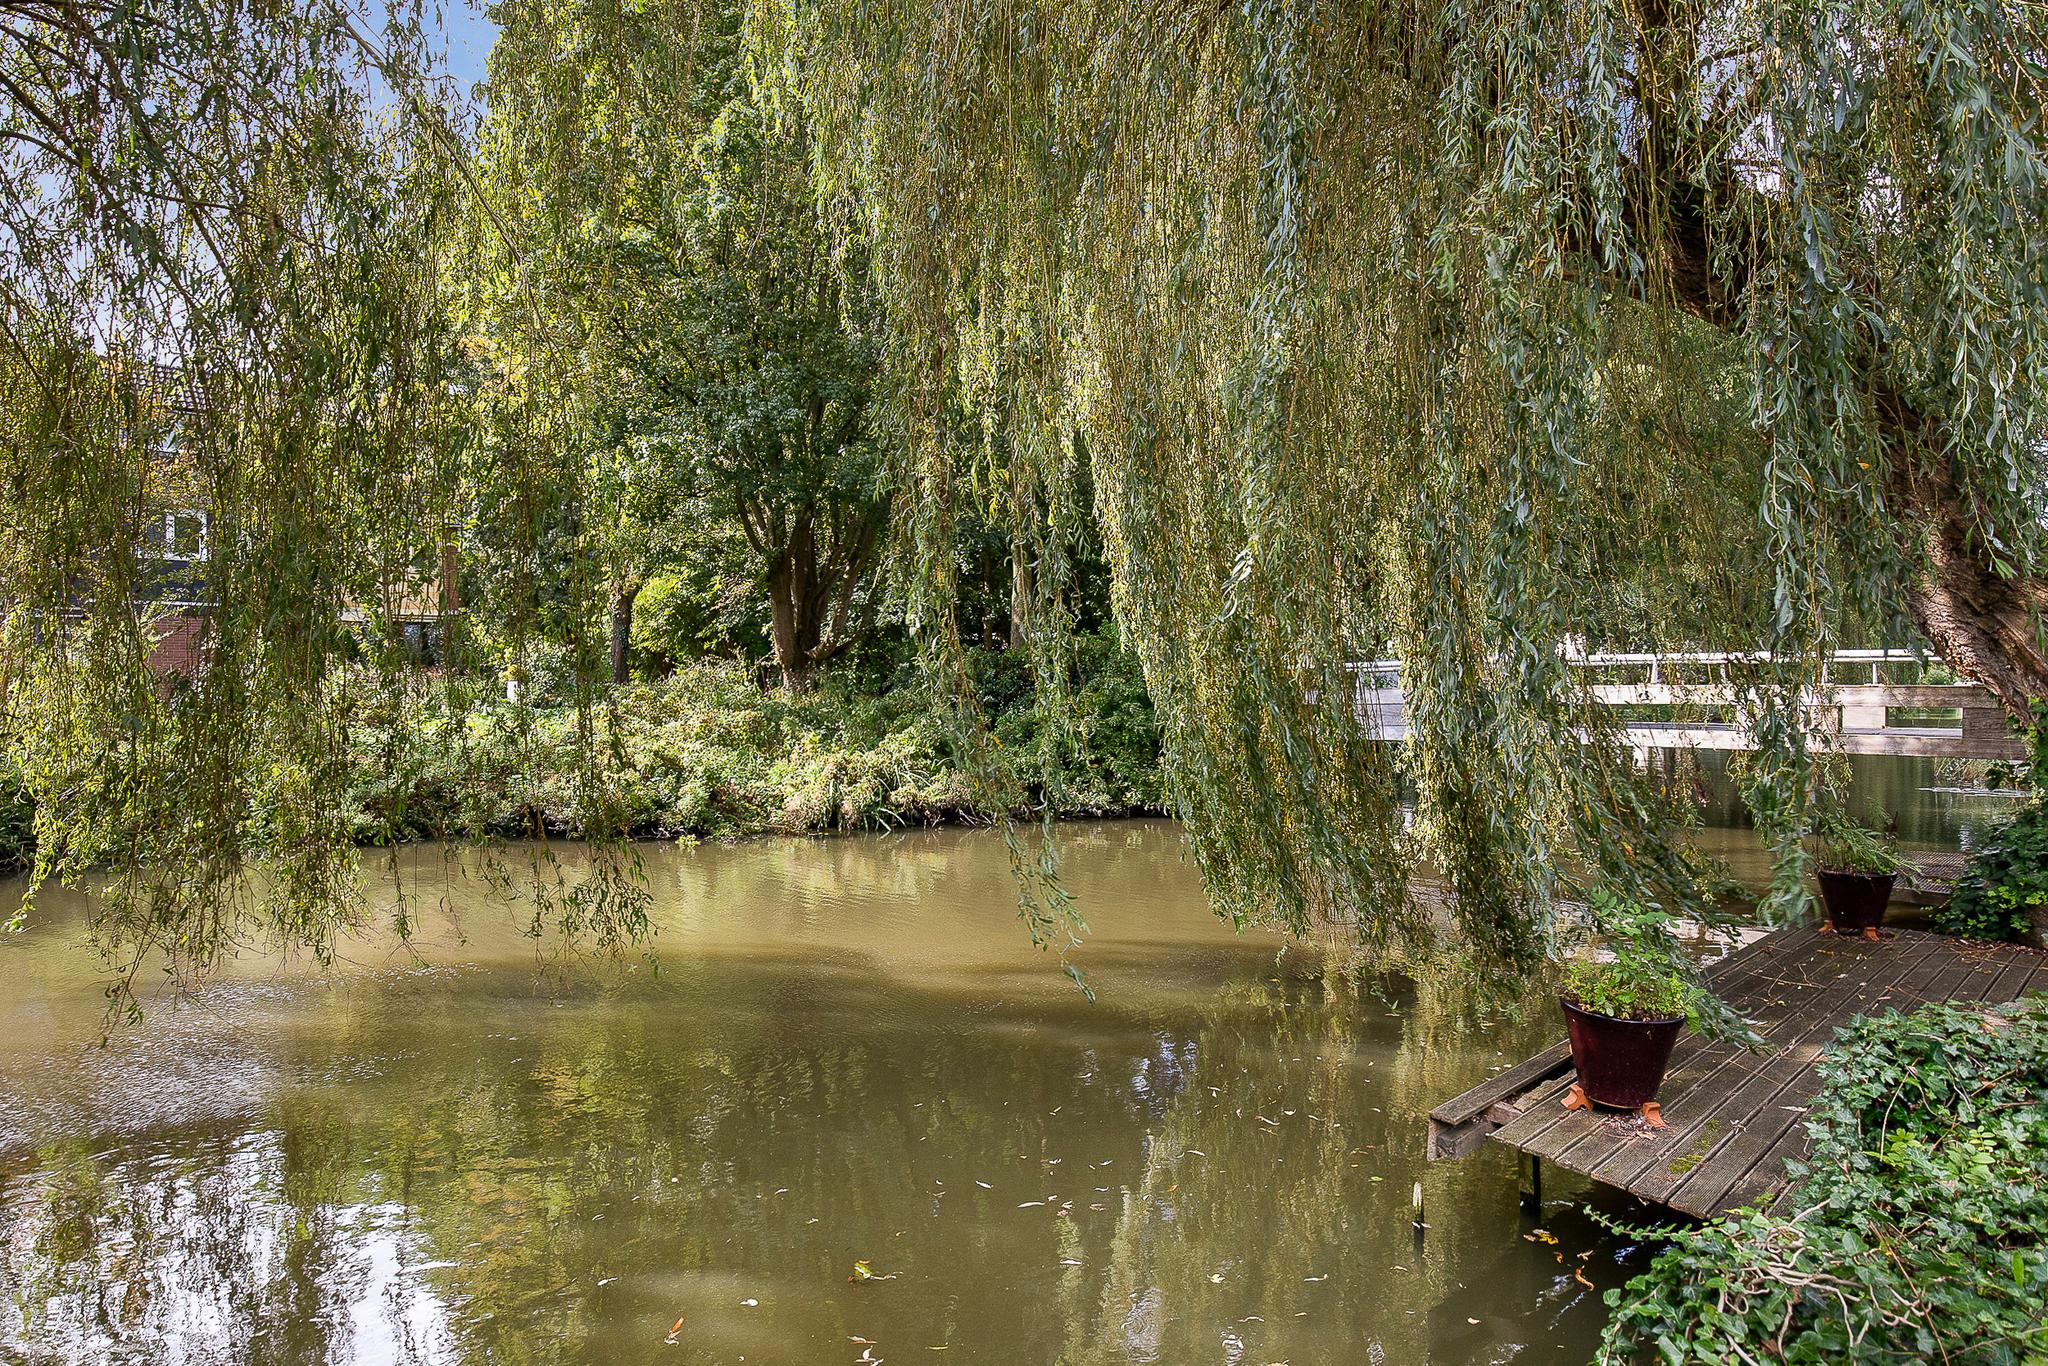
[1561,999,1685,1110]
[1816,868,1895,934]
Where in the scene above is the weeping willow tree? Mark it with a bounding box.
[0,0,660,1010]
[731,0,2048,957]
[2,0,2044,993]
[0,0,478,1003]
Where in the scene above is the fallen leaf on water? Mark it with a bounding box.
[975,1181,992,1189]
[1467,1317,1481,1325]
[1018,1201,1045,1208]
[851,1336,877,1344]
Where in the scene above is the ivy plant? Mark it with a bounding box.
[1599,997,2048,1364]
[1941,801,2048,943]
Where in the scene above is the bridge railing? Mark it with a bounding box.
[1341,650,2020,758]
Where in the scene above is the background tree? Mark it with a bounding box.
[476,0,889,692]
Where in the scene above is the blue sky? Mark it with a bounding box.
[437,0,499,100]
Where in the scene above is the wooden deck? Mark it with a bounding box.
[1427,927,2048,1218]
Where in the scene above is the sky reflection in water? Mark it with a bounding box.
[0,759,2014,1364]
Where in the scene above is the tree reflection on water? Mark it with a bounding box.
[1,826,1664,1363]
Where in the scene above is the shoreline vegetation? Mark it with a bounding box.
[0,633,1166,883]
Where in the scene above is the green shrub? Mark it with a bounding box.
[1559,891,1704,1024]
[0,754,33,876]
[336,634,1163,845]
[1560,955,1694,1022]
[1809,806,1901,875]
[1599,996,2048,1364]
[1940,799,2048,942]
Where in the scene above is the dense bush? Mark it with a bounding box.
[341,633,1163,845]
[1940,799,2048,943]
[0,755,32,877]
[1599,996,2048,1364]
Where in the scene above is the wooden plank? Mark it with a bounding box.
[1430,1041,1571,1128]
[1511,945,1810,1170]
[1431,930,2048,1219]
[1550,934,1908,1192]
[1489,931,1803,1161]
[1429,931,1786,1159]
[1601,934,1947,1212]
[1829,684,1997,709]
[1665,936,2016,1215]
[1485,930,1814,1162]
[1980,948,2045,1006]
[1587,933,1942,1189]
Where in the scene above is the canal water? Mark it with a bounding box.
[0,761,2019,1364]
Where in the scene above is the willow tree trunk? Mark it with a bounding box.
[1886,450,2048,717]
[1625,10,2048,723]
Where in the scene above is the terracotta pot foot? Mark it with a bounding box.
[1861,927,1882,942]
[1639,1101,1665,1129]
[1562,1084,1592,1112]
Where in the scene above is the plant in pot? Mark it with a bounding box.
[1557,895,1701,1126]
[1808,808,1901,940]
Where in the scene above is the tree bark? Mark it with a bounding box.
[765,499,888,692]
[609,579,642,685]
[1622,13,2048,718]
[1008,529,1032,650]
[1883,437,2048,717]
[768,510,825,690]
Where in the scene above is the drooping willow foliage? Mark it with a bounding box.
[2,0,2044,992]
[0,0,488,1005]
[742,0,2048,957]
[0,0,657,1008]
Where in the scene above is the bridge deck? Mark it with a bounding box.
[1427,927,2048,1218]
[1349,651,2027,758]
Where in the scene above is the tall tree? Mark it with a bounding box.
[754,0,2048,944]
[476,0,889,692]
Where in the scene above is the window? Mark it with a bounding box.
[163,510,208,561]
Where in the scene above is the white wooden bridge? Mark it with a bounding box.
[1347,649,2024,760]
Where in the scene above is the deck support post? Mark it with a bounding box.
[1519,1153,1542,1213]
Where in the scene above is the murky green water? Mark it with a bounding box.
[1,822,1665,1365]
[0,760,2017,1364]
